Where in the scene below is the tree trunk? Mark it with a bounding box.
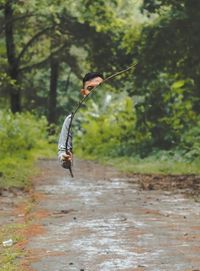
[48,55,59,125]
[4,0,21,113]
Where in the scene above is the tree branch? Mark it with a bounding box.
[19,42,68,72]
[0,13,34,34]
[17,26,52,63]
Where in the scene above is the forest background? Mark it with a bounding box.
[1,0,200,189]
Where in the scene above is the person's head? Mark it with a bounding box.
[81,72,104,97]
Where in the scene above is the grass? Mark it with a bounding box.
[0,110,57,190]
[0,139,56,269]
[0,158,35,189]
[107,157,200,175]
[75,151,200,175]
[0,111,58,269]
[0,210,38,271]
[0,144,56,190]
[0,184,36,271]
[0,223,28,271]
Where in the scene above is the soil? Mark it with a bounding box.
[1,158,200,271]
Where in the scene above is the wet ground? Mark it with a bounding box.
[1,158,200,271]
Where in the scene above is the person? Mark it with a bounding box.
[58,72,104,169]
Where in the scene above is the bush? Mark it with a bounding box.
[0,110,54,188]
[74,93,136,157]
[134,73,196,154]
[0,110,49,158]
[179,118,200,161]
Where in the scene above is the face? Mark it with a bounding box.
[81,76,104,97]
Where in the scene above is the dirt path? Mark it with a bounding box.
[19,159,200,270]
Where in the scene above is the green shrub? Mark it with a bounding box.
[0,110,54,188]
[179,118,200,161]
[0,110,49,158]
[74,93,136,157]
[134,73,196,154]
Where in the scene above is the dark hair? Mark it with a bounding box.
[82,72,104,87]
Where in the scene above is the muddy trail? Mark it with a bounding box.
[1,158,200,271]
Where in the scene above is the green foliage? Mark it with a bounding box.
[117,0,200,163]
[179,118,200,162]
[134,73,196,153]
[0,0,138,115]
[1,0,199,173]
[0,110,55,188]
[103,153,200,175]
[74,93,136,157]
[134,0,200,113]
[0,111,48,158]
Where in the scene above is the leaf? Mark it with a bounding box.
[171,80,185,89]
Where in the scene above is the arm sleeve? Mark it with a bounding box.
[58,114,72,168]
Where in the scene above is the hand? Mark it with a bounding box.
[80,88,90,97]
[61,152,72,169]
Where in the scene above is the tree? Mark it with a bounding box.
[4,0,21,112]
[1,0,53,112]
[1,0,133,118]
[124,0,200,153]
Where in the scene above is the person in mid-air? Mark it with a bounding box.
[58,72,104,169]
